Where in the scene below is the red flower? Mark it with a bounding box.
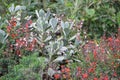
[53,73,61,80]
[93,49,97,58]
[16,49,22,56]
[113,72,117,77]
[76,67,82,77]
[77,67,81,71]
[10,21,17,27]
[62,73,71,79]
[9,17,17,27]
[25,20,32,29]
[103,75,109,80]
[60,65,65,68]
[64,67,70,72]
[25,23,29,29]
[7,26,12,33]
[28,20,32,24]
[82,73,88,79]
[11,33,18,39]
[93,77,98,80]
[88,68,95,73]
[90,62,97,68]
[107,37,113,42]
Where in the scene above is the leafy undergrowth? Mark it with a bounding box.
[0,4,120,80]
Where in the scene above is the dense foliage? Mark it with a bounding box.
[0,0,120,80]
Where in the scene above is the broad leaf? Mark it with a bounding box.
[61,21,65,29]
[53,56,66,62]
[45,9,51,20]
[15,5,26,11]
[0,29,6,43]
[64,22,69,28]
[60,47,68,53]
[9,4,15,13]
[44,36,52,42]
[48,68,56,77]
[49,18,58,29]
[39,9,45,17]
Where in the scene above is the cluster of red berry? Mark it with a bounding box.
[6,17,36,56]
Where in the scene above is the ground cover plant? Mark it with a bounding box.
[0,0,120,80]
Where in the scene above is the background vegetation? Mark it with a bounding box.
[1,0,120,38]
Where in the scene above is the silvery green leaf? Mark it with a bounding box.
[2,34,8,43]
[70,20,75,29]
[117,59,120,63]
[53,43,58,50]
[0,16,1,20]
[73,58,81,62]
[39,9,45,17]
[60,47,68,53]
[69,35,76,41]
[60,0,64,4]
[69,44,76,49]
[45,9,51,20]
[74,39,81,47]
[62,21,70,37]
[64,28,70,36]
[36,18,44,31]
[48,68,56,77]
[57,52,62,55]
[35,10,39,18]
[63,29,66,37]
[44,58,49,63]
[61,21,64,29]
[43,23,48,31]
[44,36,52,42]
[9,4,14,13]
[20,6,26,10]
[0,29,6,43]
[57,36,63,41]
[64,22,69,28]
[36,36,42,44]
[0,29,5,37]
[69,50,75,55]
[49,18,58,29]
[15,5,26,11]
[53,56,66,62]
[25,16,32,20]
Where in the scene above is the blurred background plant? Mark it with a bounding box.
[1,0,120,38]
[1,53,47,80]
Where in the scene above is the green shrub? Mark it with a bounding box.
[1,53,46,80]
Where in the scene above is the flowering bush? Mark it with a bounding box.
[0,3,120,80]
